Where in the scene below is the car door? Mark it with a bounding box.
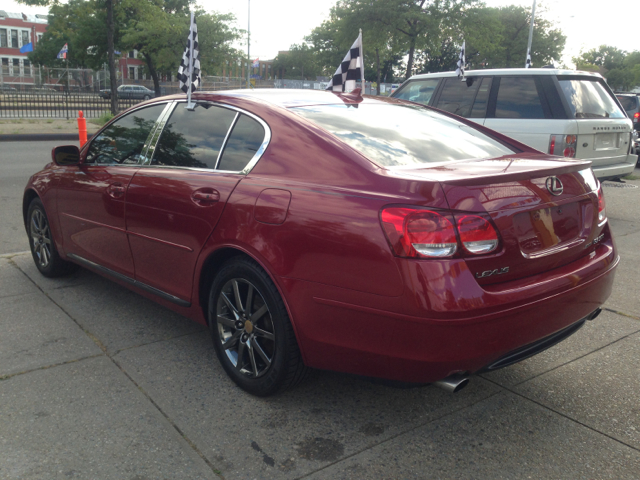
[56,103,169,276]
[125,101,269,303]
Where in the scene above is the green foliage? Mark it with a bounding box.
[574,46,640,90]
[22,0,242,95]
[272,43,321,80]
[92,110,114,126]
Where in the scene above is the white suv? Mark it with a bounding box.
[391,69,637,180]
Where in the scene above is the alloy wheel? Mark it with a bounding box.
[30,209,52,268]
[216,278,276,378]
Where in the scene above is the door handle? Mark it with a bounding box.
[192,189,220,205]
[107,182,125,198]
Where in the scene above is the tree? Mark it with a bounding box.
[484,6,565,69]
[272,44,320,80]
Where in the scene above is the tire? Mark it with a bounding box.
[208,257,307,396]
[27,198,78,277]
[143,95,150,100]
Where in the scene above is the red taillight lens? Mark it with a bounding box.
[381,207,457,258]
[457,215,499,254]
[597,186,606,224]
[563,147,576,157]
[634,112,640,119]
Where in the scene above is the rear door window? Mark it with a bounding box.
[152,103,237,169]
[217,114,266,171]
[494,76,545,119]
[435,77,480,117]
[558,78,625,119]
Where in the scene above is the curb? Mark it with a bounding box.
[0,133,94,142]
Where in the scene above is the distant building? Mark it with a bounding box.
[0,10,48,86]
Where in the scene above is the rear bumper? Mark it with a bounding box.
[591,154,637,179]
[285,243,618,383]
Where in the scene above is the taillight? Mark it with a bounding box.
[457,215,499,254]
[380,207,457,258]
[597,185,606,225]
[549,134,577,158]
[634,112,640,120]
[380,207,500,258]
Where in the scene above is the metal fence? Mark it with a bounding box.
[0,78,395,119]
[0,92,145,119]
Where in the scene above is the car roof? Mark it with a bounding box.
[405,68,604,80]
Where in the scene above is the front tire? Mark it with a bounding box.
[208,257,307,396]
[27,198,78,277]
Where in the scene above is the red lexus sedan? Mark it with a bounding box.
[23,90,618,396]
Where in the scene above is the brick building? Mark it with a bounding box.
[0,10,48,87]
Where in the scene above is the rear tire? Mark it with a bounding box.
[27,198,78,277]
[208,257,307,396]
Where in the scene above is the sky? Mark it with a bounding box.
[2,0,635,68]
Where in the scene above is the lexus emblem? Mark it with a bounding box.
[545,176,563,196]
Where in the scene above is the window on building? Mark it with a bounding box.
[23,59,31,76]
[13,59,20,75]
[37,33,43,44]
[1,58,9,75]
[11,30,19,48]
[0,29,7,48]
[129,66,136,80]
[128,51,136,59]
[21,31,29,47]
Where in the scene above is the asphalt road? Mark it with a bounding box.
[1,141,640,479]
[0,141,60,254]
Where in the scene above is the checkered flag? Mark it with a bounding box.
[177,13,200,99]
[455,41,465,78]
[326,29,364,93]
[525,49,532,68]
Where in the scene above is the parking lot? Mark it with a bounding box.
[1,140,640,479]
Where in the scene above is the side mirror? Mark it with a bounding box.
[52,145,81,166]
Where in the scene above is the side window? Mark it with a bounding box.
[436,77,480,117]
[217,114,265,172]
[495,76,545,119]
[152,103,237,169]
[85,104,165,165]
[393,79,439,105]
[470,77,492,118]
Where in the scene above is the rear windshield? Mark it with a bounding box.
[292,103,515,167]
[558,78,625,119]
[616,95,637,111]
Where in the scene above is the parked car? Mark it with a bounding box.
[100,84,155,100]
[0,85,17,93]
[392,69,637,181]
[615,93,640,130]
[24,90,617,396]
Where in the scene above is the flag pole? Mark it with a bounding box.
[65,57,70,119]
[187,12,195,109]
[359,29,364,92]
[525,0,536,68]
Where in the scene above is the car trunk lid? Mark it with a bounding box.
[392,154,604,284]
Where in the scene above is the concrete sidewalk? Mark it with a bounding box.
[1,178,640,479]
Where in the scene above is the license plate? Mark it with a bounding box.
[594,133,621,151]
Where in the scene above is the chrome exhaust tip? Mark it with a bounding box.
[433,374,470,394]
[586,308,602,321]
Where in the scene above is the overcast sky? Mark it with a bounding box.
[4,0,634,67]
